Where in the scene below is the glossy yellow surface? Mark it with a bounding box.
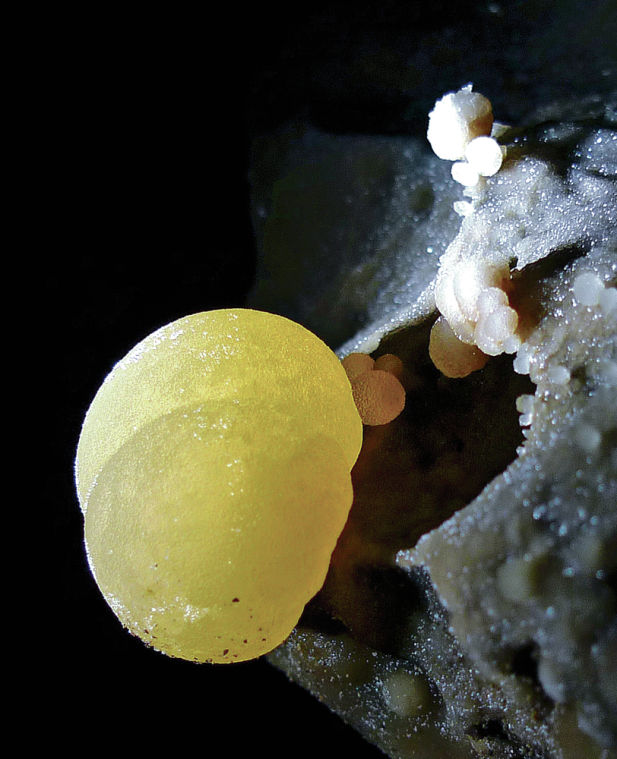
[76,309,363,663]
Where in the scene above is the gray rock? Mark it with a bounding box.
[251,96,617,758]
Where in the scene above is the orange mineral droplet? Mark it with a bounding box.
[374,353,404,381]
[429,315,489,378]
[352,369,406,426]
[341,352,376,380]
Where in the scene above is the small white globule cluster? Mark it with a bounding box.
[426,86,519,378]
[427,84,505,188]
[430,254,520,377]
[512,263,617,461]
[572,271,617,312]
[434,258,520,355]
[427,84,494,161]
[512,283,617,386]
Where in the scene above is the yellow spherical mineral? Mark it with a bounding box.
[76,309,363,663]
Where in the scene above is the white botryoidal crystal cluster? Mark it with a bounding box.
[427,84,506,188]
[429,256,520,377]
[428,243,521,378]
[427,84,494,161]
[426,86,519,378]
[434,257,520,354]
[512,267,617,382]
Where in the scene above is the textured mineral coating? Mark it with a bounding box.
[77,309,363,663]
[253,95,616,757]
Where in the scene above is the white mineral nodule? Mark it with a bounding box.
[572,271,605,306]
[427,84,494,161]
[474,304,519,356]
[451,160,480,187]
[477,286,509,317]
[547,364,571,385]
[433,252,518,367]
[464,135,504,176]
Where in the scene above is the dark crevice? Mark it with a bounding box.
[515,241,588,282]
[467,718,510,741]
[307,315,535,651]
[298,602,349,636]
[310,562,431,655]
[500,640,555,711]
[605,568,617,601]
[349,318,535,551]
[510,642,540,683]
[602,429,617,466]
[510,243,587,342]
[466,718,550,759]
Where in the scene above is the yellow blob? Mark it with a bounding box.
[76,309,363,663]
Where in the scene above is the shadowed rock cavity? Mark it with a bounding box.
[311,318,535,654]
